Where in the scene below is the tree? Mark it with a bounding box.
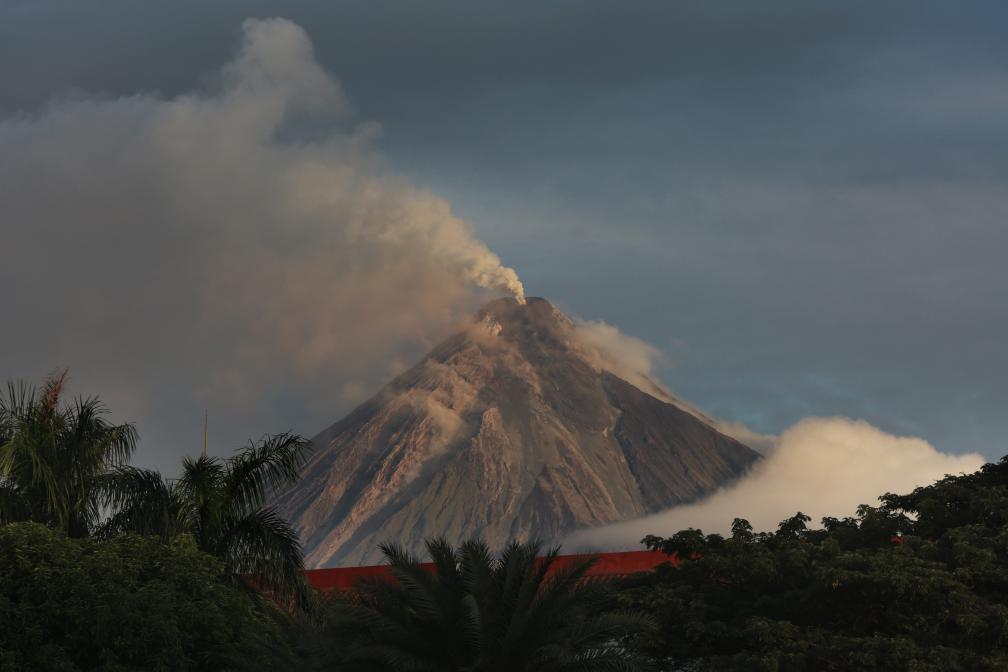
[618,458,1008,671]
[730,518,754,543]
[776,511,811,538]
[0,371,137,536]
[0,522,305,671]
[99,432,314,607]
[325,537,654,671]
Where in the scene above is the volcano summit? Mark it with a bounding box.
[275,298,759,567]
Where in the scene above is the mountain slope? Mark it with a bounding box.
[275,297,759,567]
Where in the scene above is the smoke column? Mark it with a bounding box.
[0,17,524,470]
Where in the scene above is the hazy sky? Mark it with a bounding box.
[2,1,1006,473]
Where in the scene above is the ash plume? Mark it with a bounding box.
[0,18,523,469]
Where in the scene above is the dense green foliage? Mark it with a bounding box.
[0,372,313,609]
[0,374,320,667]
[99,434,314,607]
[615,457,1008,671]
[0,522,305,672]
[321,538,655,671]
[0,372,137,536]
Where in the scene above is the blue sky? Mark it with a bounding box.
[2,1,1006,468]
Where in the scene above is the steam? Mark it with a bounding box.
[571,319,667,396]
[565,417,984,550]
[0,18,522,466]
[466,253,525,304]
[570,318,775,450]
[571,318,687,410]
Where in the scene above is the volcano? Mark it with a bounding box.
[275,298,759,567]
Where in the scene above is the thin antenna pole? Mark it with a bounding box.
[202,409,208,457]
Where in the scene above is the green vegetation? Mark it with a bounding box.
[615,458,1008,670]
[99,433,314,606]
[320,538,654,671]
[0,523,305,672]
[0,371,137,536]
[0,373,315,669]
[4,372,1008,670]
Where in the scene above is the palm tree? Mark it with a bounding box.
[0,371,137,537]
[328,538,654,671]
[99,432,314,607]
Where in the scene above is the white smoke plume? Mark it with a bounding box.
[0,18,522,469]
[570,318,776,451]
[565,417,984,550]
[571,319,669,399]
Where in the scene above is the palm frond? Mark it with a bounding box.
[380,541,447,627]
[0,380,65,528]
[60,395,138,536]
[0,375,137,536]
[64,395,137,469]
[179,453,225,550]
[220,505,312,608]
[506,554,598,653]
[224,432,311,514]
[0,379,38,436]
[179,454,225,504]
[425,536,466,606]
[97,466,184,541]
[327,596,437,667]
[0,431,62,513]
[330,537,654,670]
[0,478,29,525]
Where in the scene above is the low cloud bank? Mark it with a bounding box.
[566,417,983,551]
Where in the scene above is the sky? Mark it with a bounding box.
[2,1,1006,476]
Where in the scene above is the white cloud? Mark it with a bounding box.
[565,416,984,550]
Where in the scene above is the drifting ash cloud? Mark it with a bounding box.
[566,417,984,550]
[570,318,778,452]
[0,18,523,466]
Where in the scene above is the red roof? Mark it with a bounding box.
[304,549,675,592]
